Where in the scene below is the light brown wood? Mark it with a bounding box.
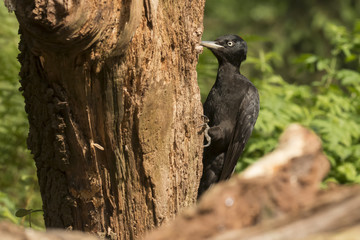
[210,186,360,240]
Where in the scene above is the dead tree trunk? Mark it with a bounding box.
[8,0,205,239]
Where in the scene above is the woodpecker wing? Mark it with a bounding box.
[219,84,259,180]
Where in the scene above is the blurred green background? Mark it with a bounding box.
[198,0,360,179]
[0,4,44,229]
[0,0,359,228]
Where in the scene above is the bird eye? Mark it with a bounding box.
[227,41,234,47]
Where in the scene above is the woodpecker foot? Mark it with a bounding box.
[203,124,211,147]
[198,115,211,147]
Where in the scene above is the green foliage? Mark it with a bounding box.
[0,4,44,229]
[202,0,360,83]
[198,11,360,184]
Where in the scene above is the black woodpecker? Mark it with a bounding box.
[197,35,260,198]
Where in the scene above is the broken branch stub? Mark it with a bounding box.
[14,0,142,57]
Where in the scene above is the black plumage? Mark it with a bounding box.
[198,35,260,198]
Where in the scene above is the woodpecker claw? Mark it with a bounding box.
[197,115,209,127]
[201,115,210,123]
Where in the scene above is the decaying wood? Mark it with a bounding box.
[13,0,205,239]
[144,124,357,240]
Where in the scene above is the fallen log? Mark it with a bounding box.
[210,186,360,240]
[144,124,359,240]
[0,221,98,240]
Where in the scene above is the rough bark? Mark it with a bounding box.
[10,0,205,239]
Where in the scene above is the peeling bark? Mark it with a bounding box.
[13,0,205,239]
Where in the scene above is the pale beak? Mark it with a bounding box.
[200,41,224,50]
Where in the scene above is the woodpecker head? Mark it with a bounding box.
[201,35,247,67]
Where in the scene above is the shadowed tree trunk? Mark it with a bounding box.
[7,0,205,239]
